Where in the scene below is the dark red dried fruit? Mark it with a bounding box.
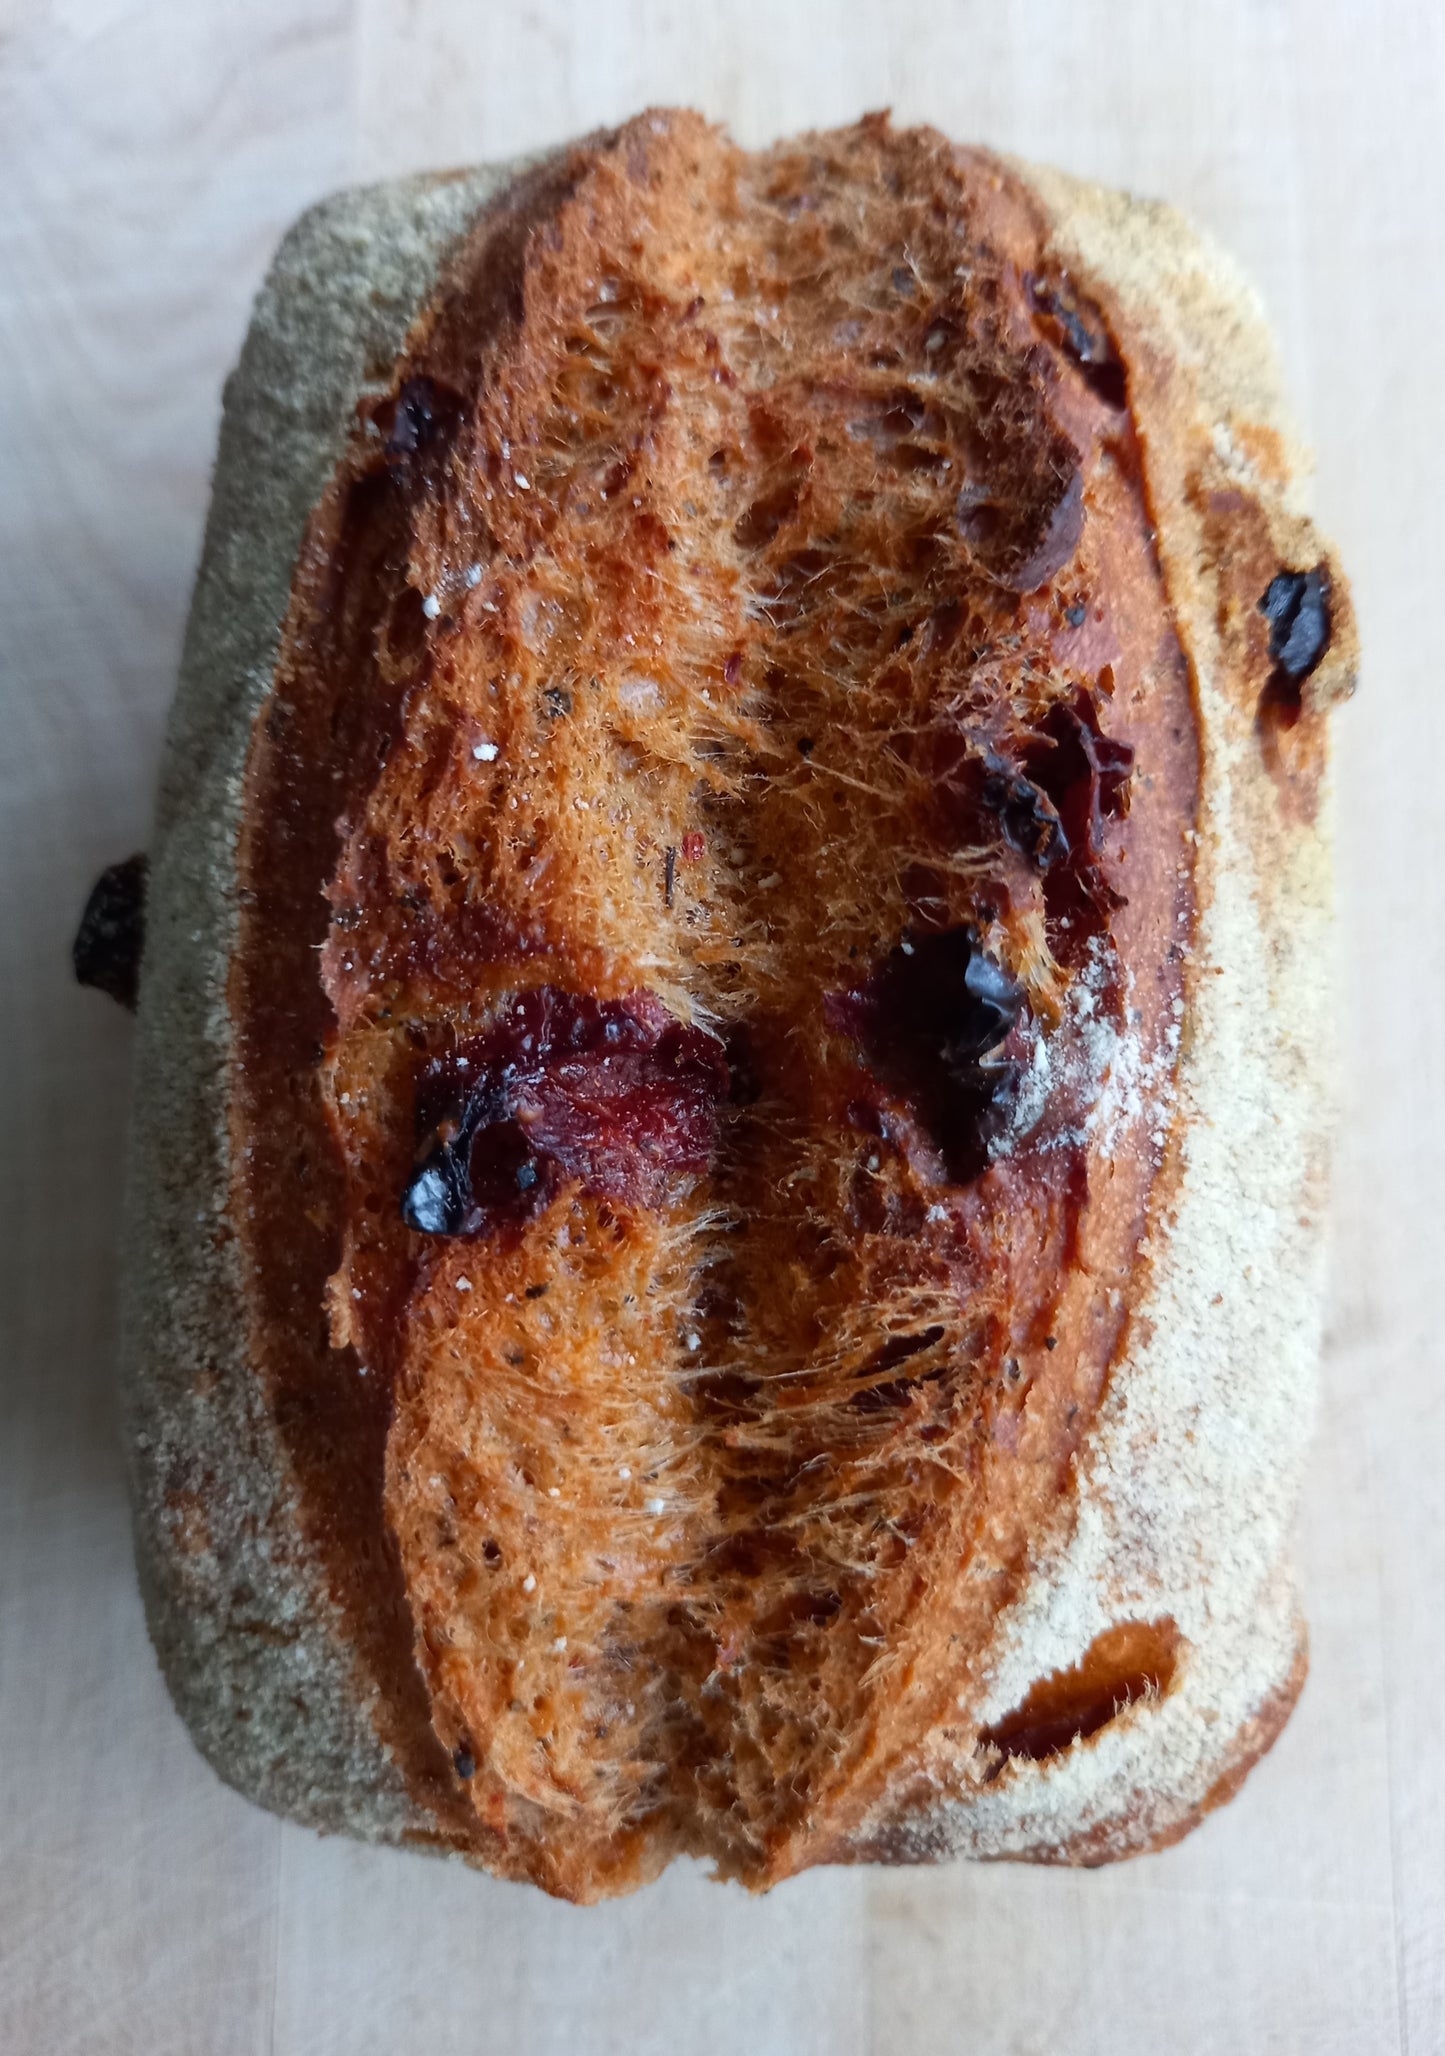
[1260,567,1331,681]
[826,929,1026,1183]
[1259,567,1331,730]
[1023,690,1133,844]
[1026,272,1129,412]
[987,689,1135,955]
[982,755,1069,870]
[381,375,466,460]
[73,853,148,1010]
[402,988,729,1238]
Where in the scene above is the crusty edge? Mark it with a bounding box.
[120,161,538,1843]
[842,161,1355,1867]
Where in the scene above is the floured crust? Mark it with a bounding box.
[121,115,1354,1897]
[828,152,1355,1871]
[121,156,544,1854]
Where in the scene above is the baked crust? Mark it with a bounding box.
[122,113,1355,1899]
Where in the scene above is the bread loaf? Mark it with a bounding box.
[116,111,1355,1900]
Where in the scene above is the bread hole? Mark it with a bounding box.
[980,1617,1181,1769]
[893,441,950,474]
[383,585,429,666]
[849,1325,947,1411]
[733,476,804,550]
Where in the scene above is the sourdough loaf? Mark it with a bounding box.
[119,111,1355,1900]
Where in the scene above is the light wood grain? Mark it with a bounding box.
[1,2,1440,2050]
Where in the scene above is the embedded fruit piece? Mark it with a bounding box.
[825,929,1027,1181]
[73,853,148,1010]
[402,989,729,1238]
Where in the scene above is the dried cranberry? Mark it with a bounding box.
[1026,273,1128,411]
[1260,567,1331,681]
[1023,690,1133,845]
[826,929,1025,1184]
[993,690,1134,953]
[381,375,466,459]
[982,756,1069,870]
[402,988,729,1239]
[1259,567,1331,728]
[73,853,147,1010]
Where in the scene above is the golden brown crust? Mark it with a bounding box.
[128,113,1351,1902]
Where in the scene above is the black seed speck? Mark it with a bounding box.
[453,1745,476,1780]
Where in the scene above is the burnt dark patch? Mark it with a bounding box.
[401,988,729,1239]
[73,853,148,1010]
[826,928,1026,1183]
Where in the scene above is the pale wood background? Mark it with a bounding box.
[1,2,1440,2050]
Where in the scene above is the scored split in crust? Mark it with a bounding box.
[124,111,1356,1902]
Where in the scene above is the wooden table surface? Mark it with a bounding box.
[2,3,1441,2050]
